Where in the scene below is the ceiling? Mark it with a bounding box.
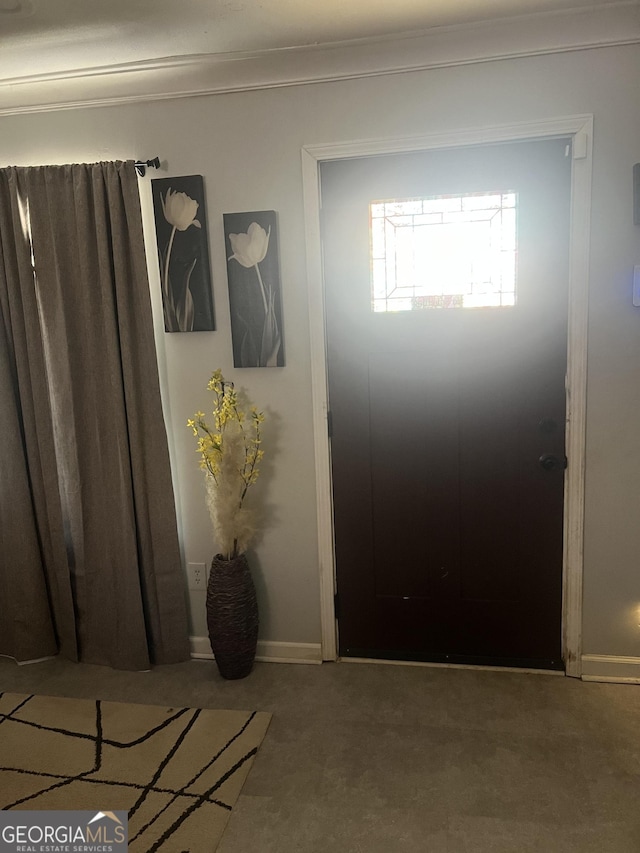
[0,0,632,82]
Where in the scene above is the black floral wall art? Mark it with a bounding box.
[224,210,284,368]
[151,175,215,332]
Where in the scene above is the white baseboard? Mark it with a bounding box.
[581,654,640,684]
[1,653,57,666]
[189,636,322,665]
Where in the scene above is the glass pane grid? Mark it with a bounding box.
[370,191,517,312]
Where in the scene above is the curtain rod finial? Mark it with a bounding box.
[134,157,161,177]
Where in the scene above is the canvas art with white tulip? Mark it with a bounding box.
[151,175,216,332]
[224,210,284,368]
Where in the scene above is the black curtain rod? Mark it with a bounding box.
[134,157,160,177]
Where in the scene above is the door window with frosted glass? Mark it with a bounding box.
[370,192,517,312]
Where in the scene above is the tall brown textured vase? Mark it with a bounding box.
[206,553,259,679]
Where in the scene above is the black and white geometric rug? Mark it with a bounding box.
[0,692,271,851]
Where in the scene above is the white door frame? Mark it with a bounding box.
[302,115,592,676]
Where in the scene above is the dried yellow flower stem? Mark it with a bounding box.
[188,370,265,560]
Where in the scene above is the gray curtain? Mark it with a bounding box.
[0,161,190,670]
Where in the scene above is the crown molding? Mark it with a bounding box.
[0,2,638,116]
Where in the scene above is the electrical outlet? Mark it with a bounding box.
[187,562,207,591]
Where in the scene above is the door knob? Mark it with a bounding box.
[539,454,564,471]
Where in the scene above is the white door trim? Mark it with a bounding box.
[302,115,592,673]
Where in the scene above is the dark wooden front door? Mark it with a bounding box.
[321,138,571,669]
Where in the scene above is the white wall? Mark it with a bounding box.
[2,43,639,667]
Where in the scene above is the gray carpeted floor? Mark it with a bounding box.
[0,656,638,852]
